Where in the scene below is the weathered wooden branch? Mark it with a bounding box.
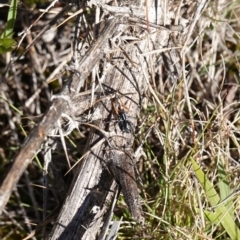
[0,17,118,216]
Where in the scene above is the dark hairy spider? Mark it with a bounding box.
[111,96,133,133]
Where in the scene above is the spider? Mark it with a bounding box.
[111,96,133,134]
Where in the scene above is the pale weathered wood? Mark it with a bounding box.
[0,17,118,216]
[48,0,168,238]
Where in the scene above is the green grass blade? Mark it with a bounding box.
[0,37,16,53]
[1,0,18,38]
[0,95,23,115]
[218,158,233,215]
[0,0,18,53]
[191,158,240,240]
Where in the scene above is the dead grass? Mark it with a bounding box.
[0,0,240,239]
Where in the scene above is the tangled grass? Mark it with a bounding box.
[0,1,240,239]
